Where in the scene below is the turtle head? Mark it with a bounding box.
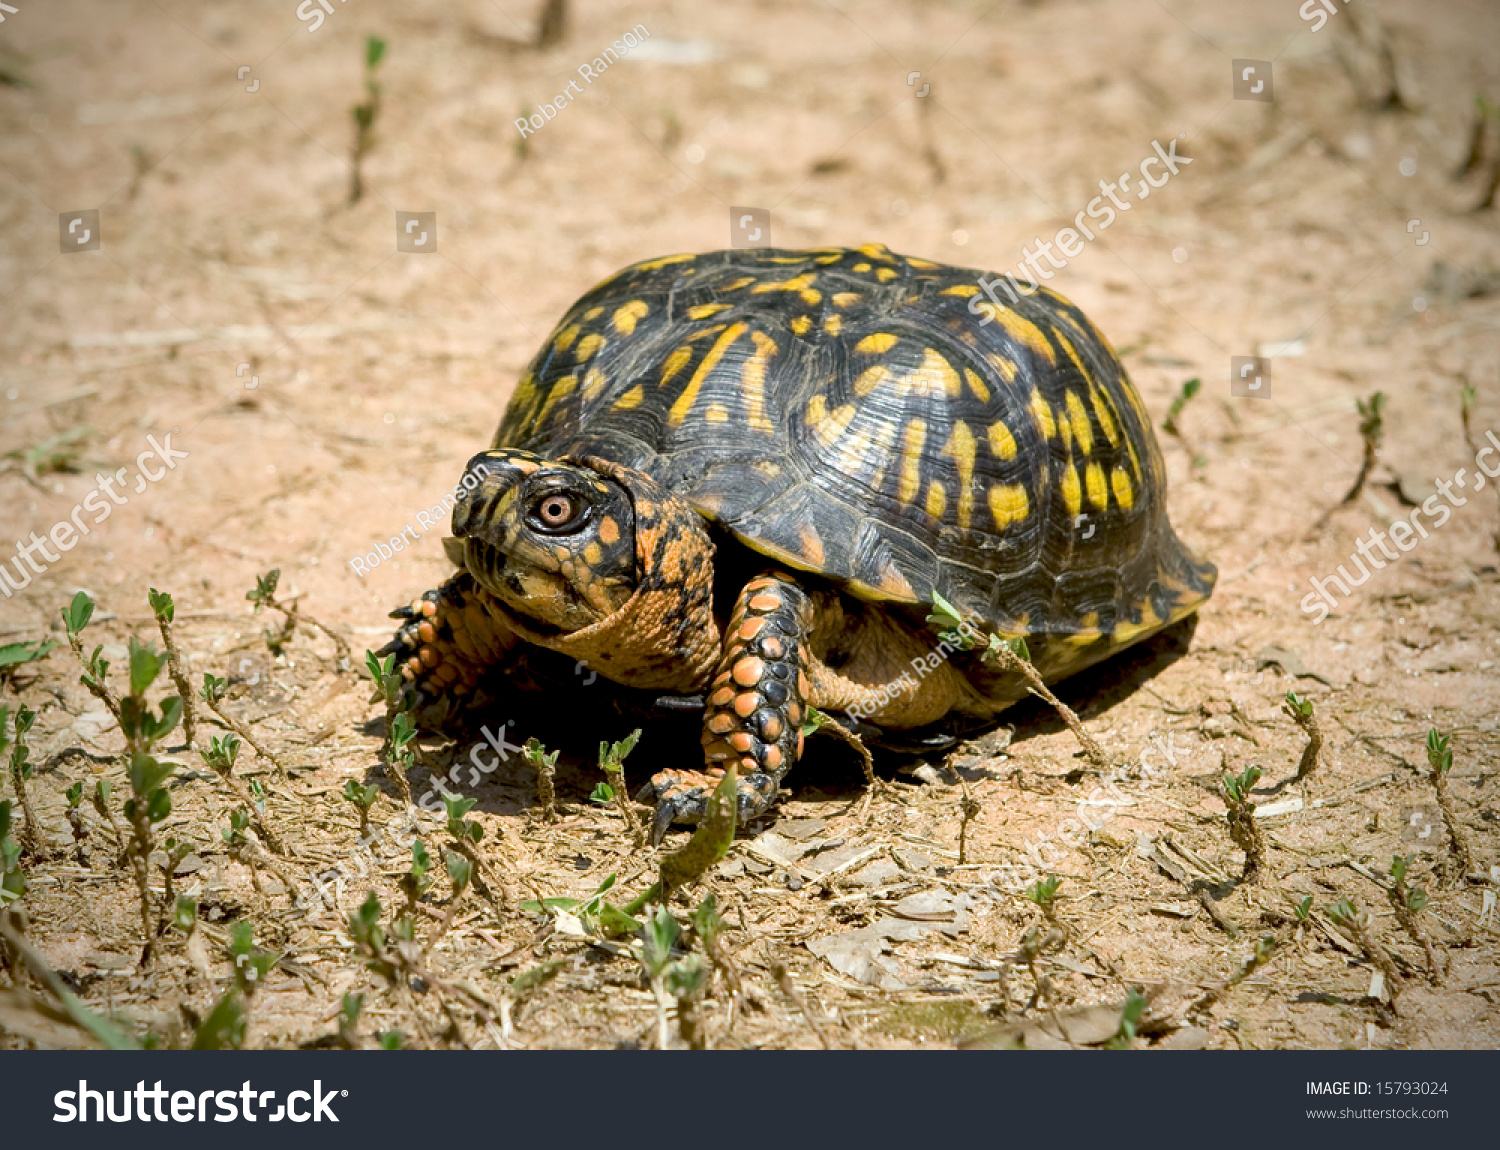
[451,450,637,632]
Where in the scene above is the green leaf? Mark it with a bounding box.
[65,781,83,808]
[1295,895,1313,921]
[588,781,615,804]
[520,896,580,914]
[147,587,174,623]
[0,638,56,667]
[127,635,163,697]
[127,752,173,799]
[64,591,95,636]
[200,672,228,705]
[341,992,364,1026]
[443,848,472,893]
[146,787,171,823]
[508,960,565,996]
[378,1030,402,1050]
[597,902,643,936]
[191,991,246,1050]
[642,904,681,978]
[173,896,198,932]
[365,35,386,69]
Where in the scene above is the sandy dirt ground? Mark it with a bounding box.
[0,0,1497,1050]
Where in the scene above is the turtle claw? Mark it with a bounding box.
[638,767,779,843]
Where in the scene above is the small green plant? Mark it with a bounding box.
[1342,391,1386,506]
[348,36,387,204]
[228,919,277,997]
[148,588,198,748]
[523,737,559,821]
[198,729,285,856]
[1295,895,1314,922]
[1327,897,1401,1001]
[1425,729,1473,879]
[342,779,380,836]
[1222,764,1266,880]
[200,671,289,779]
[365,649,404,709]
[1281,691,1323,782]
[247,568,350,667]
[598,729,643,845]
[63,780,90,863]
[0,800,26,905]
[400,838,432,916]
[338,992,364,1048]
[641,903,708,1049]
[1162,377,1201,437]
[1105,987,1148,1049]
[0,703,41,855]
[1388,855,1441,983]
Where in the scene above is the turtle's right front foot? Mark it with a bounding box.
[379,573,511,729]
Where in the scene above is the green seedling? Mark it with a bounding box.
[443,847,472,900]
[172,895,198,935]
[1222,764,1266,880]
[1,703,41,855]
[348,36,386,204]
[200,671,290,783]
[338,992,364,1048]
[400,839,432,915]
[198,729,285,856]
[1295,895,1314,922]
[1162,377,1201,437]
[365,649,403,708]
[1161,377,1207,469]
[157,835,195,922]
[64,781,90,863]
[3,425,92,479]
[799,704,829,738]
[1388,855,1441,983]
[927,592,980,650]
[349,892,404,986]
[641,903,700,1048]
[598,729,643,845]
[190,991,247,1050]
[378,1030,403,1050]
[519,872,642,937]
[247,568,350,668]
[1425,729,1473,879]
[228,919,277,996]
[1105,987,1148,1049]
[523,737,559,821]
[0,801,25,905]
[1340,391,1386,506]
[149,588,197,748]
[1281,690,1323,782]
[588,781,615,803]
[1326,897,1402,1000]
[342,779,380,835]
[441,793,483,846]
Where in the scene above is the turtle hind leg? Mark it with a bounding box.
[641,573,812,841]
[379,571,515,730]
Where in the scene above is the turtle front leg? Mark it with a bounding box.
[640,574,811,843]
[379,570,515,729]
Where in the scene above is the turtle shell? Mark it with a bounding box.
[495,244,1214,672]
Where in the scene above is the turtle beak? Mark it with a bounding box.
[451,450,546,540]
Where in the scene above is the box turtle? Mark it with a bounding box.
[383,243,1215,840]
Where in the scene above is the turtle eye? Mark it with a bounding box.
[531,491,584,533]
